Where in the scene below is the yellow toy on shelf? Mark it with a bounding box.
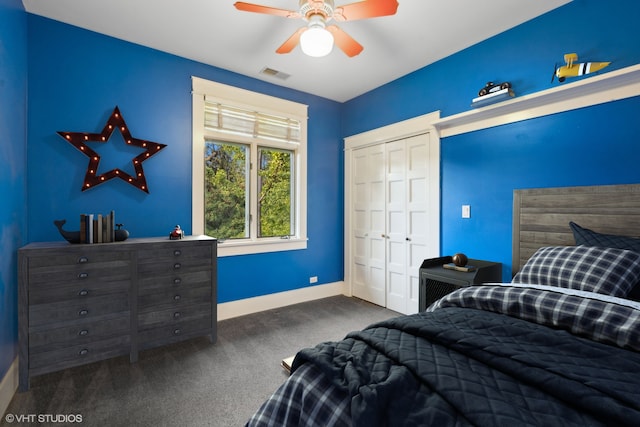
[553,53,610,83]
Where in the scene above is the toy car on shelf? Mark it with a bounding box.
[478,81,511,97]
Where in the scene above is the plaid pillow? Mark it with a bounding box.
[570,221,640,252]
[512,245,640,297]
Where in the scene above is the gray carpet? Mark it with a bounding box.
[3,296,398,426]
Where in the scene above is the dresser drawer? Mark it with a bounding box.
[29,293,129,327]
[137,257,212,275]
[138,317,212,348]
[28,258,131,287]
[138,302,211,329]
[29,335,131,374]
[29,313,130,353]
[29,279,129,305]
[138,270,211,293]
[26,249,131,268]
[137,243,212,263]
[138,283,211,309]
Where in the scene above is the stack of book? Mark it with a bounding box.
[80,210,116,244]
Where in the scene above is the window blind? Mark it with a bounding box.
[204,101,301,144]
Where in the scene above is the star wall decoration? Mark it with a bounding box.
[57,106,167,193]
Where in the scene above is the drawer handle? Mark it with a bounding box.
[173,312,181,319]
[173,328,181,335]
[78,272,89,279]
[78,256,89,264]
[78,309,89,317]
[78,329,89,336]
[174,249,182,256]
[173,263,182,270]
[79,348,89,356]
[78,289,89,297]
[173,278,182,285]
[173,294,181,301]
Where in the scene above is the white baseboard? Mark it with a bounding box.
[218,281,348,321]
[0,357,18,417]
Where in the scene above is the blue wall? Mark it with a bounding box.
[0,0,27,379]
[342,0,640,280]
[26,15,344,303]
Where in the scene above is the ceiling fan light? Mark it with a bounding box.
[300,26,334,57]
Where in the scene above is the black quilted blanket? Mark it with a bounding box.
[291,306,640,427]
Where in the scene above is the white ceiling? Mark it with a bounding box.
[22,0,571,102]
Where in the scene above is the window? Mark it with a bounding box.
[192,77,308,256]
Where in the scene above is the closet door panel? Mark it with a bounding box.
[385,140,408,313]
[351,144,386,306]
[405,134,431,312]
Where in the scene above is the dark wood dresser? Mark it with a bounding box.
[18,235,217,391]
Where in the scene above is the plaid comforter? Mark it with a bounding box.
[247,285,640,427]
[428,283,640,352]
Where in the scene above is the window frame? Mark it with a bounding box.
[192,77,308,257]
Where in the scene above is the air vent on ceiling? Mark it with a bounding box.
[260,67,291,80]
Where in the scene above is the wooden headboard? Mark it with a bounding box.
[512,183,640,275]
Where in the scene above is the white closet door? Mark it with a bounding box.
[385,140,408,312]
[351,144,386,306]
[404,134,430,314]
[385,134,429,314]
[345,113,440,314]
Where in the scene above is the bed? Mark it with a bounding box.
[246,184,640,426]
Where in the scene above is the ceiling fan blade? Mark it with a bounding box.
[276,27,307,54]
[234,2,300,18]
[333,0,399,21]
[326,25,363,57]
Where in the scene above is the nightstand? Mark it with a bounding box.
[419,257,502,311]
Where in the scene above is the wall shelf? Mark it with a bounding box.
[433,63,640,138]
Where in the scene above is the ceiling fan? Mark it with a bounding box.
[234,0,399,57]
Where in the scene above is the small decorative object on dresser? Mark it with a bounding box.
[114,223,129,241]
[53,219,81,243]
[169,225,184,240]
[18,235,217,391]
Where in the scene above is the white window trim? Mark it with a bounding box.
[192,76,308,257]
